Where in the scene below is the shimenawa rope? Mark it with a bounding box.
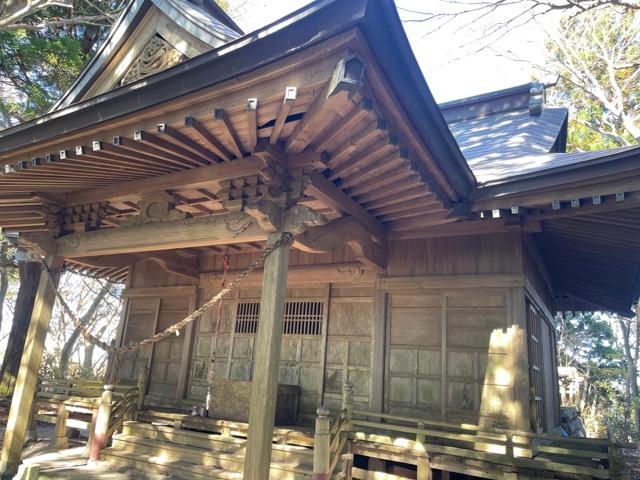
[42,233,294,358]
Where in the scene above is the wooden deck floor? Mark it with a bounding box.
[20,444,174,479]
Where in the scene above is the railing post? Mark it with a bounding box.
[416,421,425,445]
[505,431,517,460]
[313,406,331,480]
[51,403,68,449]
[416,456,432,480]
[89,384,113,462]
[136,366,149,417]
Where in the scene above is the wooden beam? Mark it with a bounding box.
[56,212,267,258]
[0,256,63,478]
[387,219,542,240]
[200,262,376,286]
[305,171,386,242]
[244,232,290,480]
[65,156,262,206]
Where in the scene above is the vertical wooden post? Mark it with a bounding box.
[26,398,38,444]
[313,406,331,480]
[86,404,99,456]
[89,385,113,461]
[341,382,354,479]
[369,284,386,413]
[416,457,432,480]
[136,365,149,416]
[0,256,62,478]
[342,381,353,424]
[51,404,69,449]
[243,232,290,480]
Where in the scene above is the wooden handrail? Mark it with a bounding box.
[348,409,638,480]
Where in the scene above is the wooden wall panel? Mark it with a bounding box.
[323,288,373,420]
[386,232,522,277]
[384,287,516,427]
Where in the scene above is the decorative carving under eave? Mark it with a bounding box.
[121,192,187,227]
[121,35,184,86]
[295,216,387,272]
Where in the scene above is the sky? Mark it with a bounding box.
[230,0,559,103]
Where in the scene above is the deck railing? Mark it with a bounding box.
[312,384,639,479]
[34,374,146,459]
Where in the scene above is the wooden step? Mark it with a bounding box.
[100,449,242,480]
[122,421,314,465]
[110,434,313,478]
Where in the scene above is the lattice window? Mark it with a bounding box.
[235,302,260,334]
[234,301,324,336]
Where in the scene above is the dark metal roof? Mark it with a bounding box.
[0,0,475,200]
[471,144,640,189]
[451,107,568,179]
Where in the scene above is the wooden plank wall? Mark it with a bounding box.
[115,232,564,431]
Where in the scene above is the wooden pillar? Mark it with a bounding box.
[369,283,386,413]
[243,232,290,480]
[0,256,62,478]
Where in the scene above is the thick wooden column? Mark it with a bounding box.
[243,232,290,480]
[0,256,62,478]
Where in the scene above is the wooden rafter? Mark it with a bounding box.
[65,156,263,206]
[286,56,366,155]
[134,130,209,167]
[157,123,220,164]
[184,116,232,162]
[246,98,258,153]
[270,87,297,145]
[214,108,244,160]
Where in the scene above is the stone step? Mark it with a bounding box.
[110,434,313,478]
[100,449,242,480]
[121,421,313,465]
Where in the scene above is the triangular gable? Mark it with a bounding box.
[51,0,242,111]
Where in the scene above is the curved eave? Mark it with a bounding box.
[0,0,475,202]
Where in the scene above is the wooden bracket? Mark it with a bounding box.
[295,216,386,272]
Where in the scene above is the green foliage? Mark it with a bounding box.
[557,311,637,440]
[0,0,124,127]
[546,7,640,151]
[0,29,86,122]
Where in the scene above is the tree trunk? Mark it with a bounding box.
[0,269,8,333]
[618,317,637,440]
[0,262,41,396]
[57,284,109,378]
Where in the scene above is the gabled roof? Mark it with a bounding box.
[51,0,242,111]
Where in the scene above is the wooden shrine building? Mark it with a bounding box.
[1,0,639,478]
